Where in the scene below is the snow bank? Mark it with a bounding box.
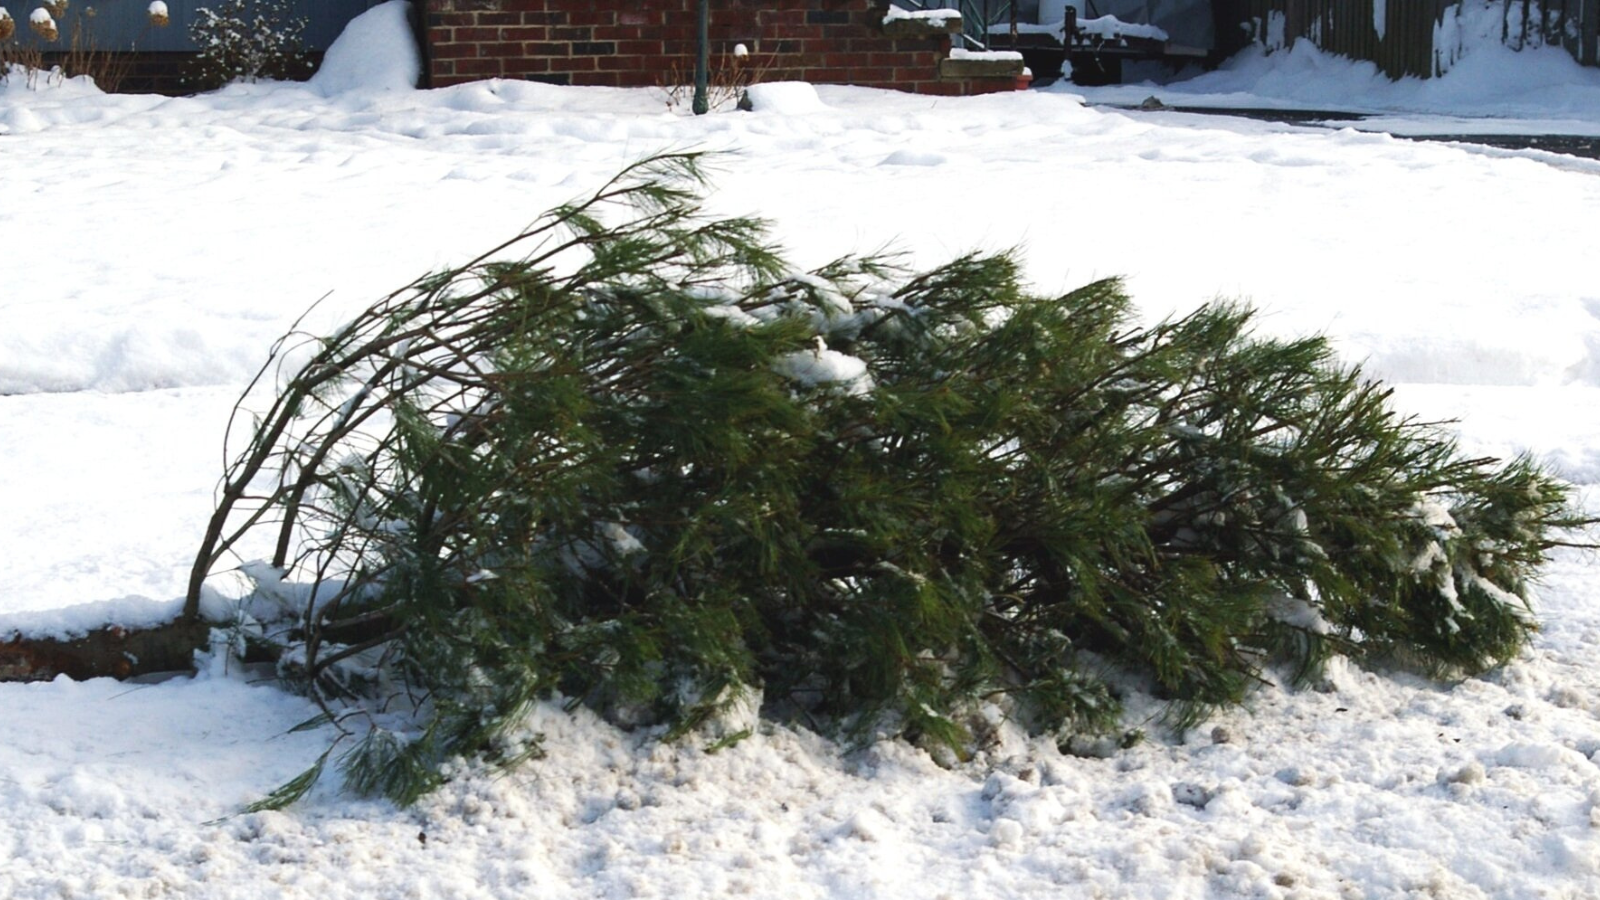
[0,388,273,618]
[2,79,1590,401]
[4,629,1600,899]
[1064,0,1600,121]
[0,596,186,641]
[743,81,828,114]
[310,1,421,97]
[0,63,105,114]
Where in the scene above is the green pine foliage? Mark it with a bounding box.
[190,153,1586,806]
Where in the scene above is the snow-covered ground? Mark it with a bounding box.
[3,3,1600,897]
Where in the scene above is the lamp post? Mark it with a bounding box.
[693,0,710,115]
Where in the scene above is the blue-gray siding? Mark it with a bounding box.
[34,0,382,52]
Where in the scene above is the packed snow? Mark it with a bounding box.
[1034,0,1174,40]
[2,2,1600,897]
[308,2,421,97]
[947,47,1026,62]
[743,80,830,115]
[881,6,962,24]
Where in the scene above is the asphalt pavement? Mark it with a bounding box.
[1118,104,1600,160]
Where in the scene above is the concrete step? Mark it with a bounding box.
[939,48,1027,80]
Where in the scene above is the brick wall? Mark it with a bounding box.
[422,0,1025,96]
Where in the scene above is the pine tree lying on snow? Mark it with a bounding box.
[188,153,1586,807]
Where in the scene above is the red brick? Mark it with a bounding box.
[550,56,598,72]
[568,11,616,26]
[454,58,504,76]
[822,52,871,68]
[430,42,479,59]
[504,56,552,73]
[424,0,961,97]
[616,39,663,56]
[478,42,525,58]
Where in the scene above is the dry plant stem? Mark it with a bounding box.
[1,44,47,85]
[186,157,722,622]
[0,8,139,91]
[660,49,775,110]
[63,15,133,92]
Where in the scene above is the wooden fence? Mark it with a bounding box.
[1499,0,1600,66]
[1214,0,1599,78]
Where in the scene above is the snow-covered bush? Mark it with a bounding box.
[190,153,1585,807]
[188,0,307,88]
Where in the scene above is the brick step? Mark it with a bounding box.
[880,5,1028,90]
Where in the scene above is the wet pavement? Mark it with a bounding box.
[1113,104,1600,160]
[1386,133,1600,159]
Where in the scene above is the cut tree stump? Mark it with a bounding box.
[0,618,211,682]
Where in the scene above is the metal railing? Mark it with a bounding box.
[889,0,1017,50]
[958,0,1018,47]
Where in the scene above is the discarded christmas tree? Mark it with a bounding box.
[188,153,1584,807]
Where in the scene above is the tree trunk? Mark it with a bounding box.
[0,619,212,682]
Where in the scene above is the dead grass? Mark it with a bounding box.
[1,41,51,89]
[658,46,778,113]
[1,4,139,92]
